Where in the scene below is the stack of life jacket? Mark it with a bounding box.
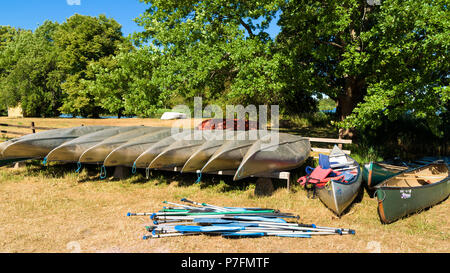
[298,154,356,189]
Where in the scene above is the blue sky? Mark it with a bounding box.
[0,0,148,37]
[0,0,281,38]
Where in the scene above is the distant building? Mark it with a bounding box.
[8,104,23,118]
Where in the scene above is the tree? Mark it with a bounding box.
[0,22,62,117]
[84,46,162,118]
[0,26,20,113]
[54,14,130,117]
[133,0,311,112]
[277,0,449,137]
[0,26,20,52]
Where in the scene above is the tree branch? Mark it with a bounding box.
[321,41,345,49]
[239,18,255,38]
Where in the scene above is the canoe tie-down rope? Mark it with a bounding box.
[100,165,107,180]
[42,157,48,166]
[146,168,150,179]
[75,162,82,173]
[195,173,202,184]
[132,163,137,174]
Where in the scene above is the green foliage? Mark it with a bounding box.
[277,0,449,133]
[54,14,131,117]
[0,26,19,51]
[132,0,313,112]
[318,98,337,111]
[0,22,62,117]
[85,47,162,117]
[355,113,448,159]
[342,0,449,137]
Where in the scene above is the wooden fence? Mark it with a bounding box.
[306,137,352,155]
[0,122,57,136]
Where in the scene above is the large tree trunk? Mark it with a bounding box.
[337,76,366,139]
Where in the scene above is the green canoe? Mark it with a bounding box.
[363,162,410,190]
[363,158,447,190]
[375,163,450,224]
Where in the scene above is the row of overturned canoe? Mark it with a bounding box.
[0,126,311,181]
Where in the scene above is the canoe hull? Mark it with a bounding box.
[46,126,139,163]
[317,176,363,216]
[181,142,224,173]
[103,129,172,167]
[376,164,450,224]
[316,146,363,216]
[1,126,111,160]
[133,131,192,169]
[234,133,310,180]
[363,162,407,190]
[201,131,257,173]
[79,127,168,164]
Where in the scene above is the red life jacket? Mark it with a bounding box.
[297,166,346,188]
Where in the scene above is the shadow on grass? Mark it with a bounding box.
[129,169,256,193]
[18,160,79,179]
[9,160,314,195]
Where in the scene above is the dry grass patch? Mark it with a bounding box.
[0,162,448,253]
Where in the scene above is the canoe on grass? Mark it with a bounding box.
[103,128,173,167]
[363,162,410,190]
[78,127,169,164]
[234,133,310,181]
[363,157,448,189]
[133,130,193,169]
[1,126,112,160]
[200,131,258,174]
[45,126,141,163]
[316,146,363,216]
[181,132,227,173]
[375,163,450,224]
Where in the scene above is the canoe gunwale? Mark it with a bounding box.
[375,163,450,190]
[375,163,450,224]
[328,153,362,186]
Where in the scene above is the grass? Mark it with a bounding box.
[0,117,448,253]
[1,162,448,253]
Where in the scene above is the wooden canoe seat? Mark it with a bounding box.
[381,163,447,188]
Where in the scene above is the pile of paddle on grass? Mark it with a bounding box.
[127,199,356,239]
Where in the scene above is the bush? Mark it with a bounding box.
[355,114,449,160]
